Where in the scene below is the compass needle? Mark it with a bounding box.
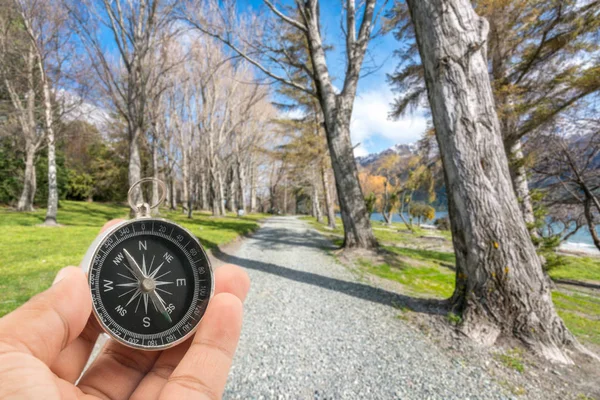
[84,212,213,350]
[116,282,139,288]
[123,249,145,281]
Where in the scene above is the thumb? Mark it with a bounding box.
[0,267,92,366]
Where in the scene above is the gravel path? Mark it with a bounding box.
[217,217,513,400]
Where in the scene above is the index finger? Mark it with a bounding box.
[159,293,243,400]
[0,267,91,366]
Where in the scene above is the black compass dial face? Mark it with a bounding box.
[88,219,212,349]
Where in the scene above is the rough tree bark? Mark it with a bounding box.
[407,0,578,363]
[508,141,536,229]
[41,75,58,226]
[128,125,143,210]
[151,136,160,208]
[312,173,323,223]
[250,162,257,212]
[584,198,600,251]
[381,181,392,224]
[321,164,336,229]
[7,49,40,212]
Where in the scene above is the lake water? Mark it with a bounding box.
[370,212,599,255]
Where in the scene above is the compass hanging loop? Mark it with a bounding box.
[128,178,167,217]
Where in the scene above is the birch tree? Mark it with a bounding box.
[179,0,379,248]
[0,3,41,211]
[406,0,585,363]
[12,0,76,224]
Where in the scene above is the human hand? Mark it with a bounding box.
[0,219,250,400]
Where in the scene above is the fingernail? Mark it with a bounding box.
[53,268,69,285]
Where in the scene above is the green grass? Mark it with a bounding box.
[358,253,455,298]
[305,216,600,348]
[548,256,600,283]
[494,348,526,373]
[0,201,267,316]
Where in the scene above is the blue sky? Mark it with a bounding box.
[238,0,428,156]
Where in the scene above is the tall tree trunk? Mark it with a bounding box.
[128,126,143,213]
[398,190,414,231]
[151,138,160,208]
[302,3,377,249]
[312,180,323,223]
[200,171,209,210]
[39,74,58,226]
[237,159,247,213]
[584,195,600,251]
[14,49,38,212]
[250,163,257,213]
[382,181,391,224]
[407,0,576,363]
[283,179,288,214]
[320,106,377,248]
[321,164,336,229]
[507,140,536,233]
[218,170,226,216]
[17,146,36,212]
[169,176,177,211]
[228,168,236,213]
[182,151,189,214]
[187,179,194,219]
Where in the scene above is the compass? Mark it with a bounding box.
[81,179,214,351]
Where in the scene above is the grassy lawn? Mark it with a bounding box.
[0,201,267,317]
[304,216,600,347]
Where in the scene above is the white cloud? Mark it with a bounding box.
[353,144,369,157]
[350,85,428,153]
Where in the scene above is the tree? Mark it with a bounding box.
[13,0,76,225]
[409,202,434,226]
[388,0,600,230]
[179,0,380,249]
[406,0,581,363]
[530,112,600,251]
[377,153,400,224]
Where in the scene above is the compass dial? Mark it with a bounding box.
[86,219,213,350]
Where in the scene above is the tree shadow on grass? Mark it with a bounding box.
[211,246,449,317]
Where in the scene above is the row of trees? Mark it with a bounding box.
[0,0,280,219]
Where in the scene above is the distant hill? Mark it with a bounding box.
[356,143,418,169]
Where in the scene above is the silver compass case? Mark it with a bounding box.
[81,207,214,351]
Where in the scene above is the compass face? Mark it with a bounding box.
[87,219,213,350]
